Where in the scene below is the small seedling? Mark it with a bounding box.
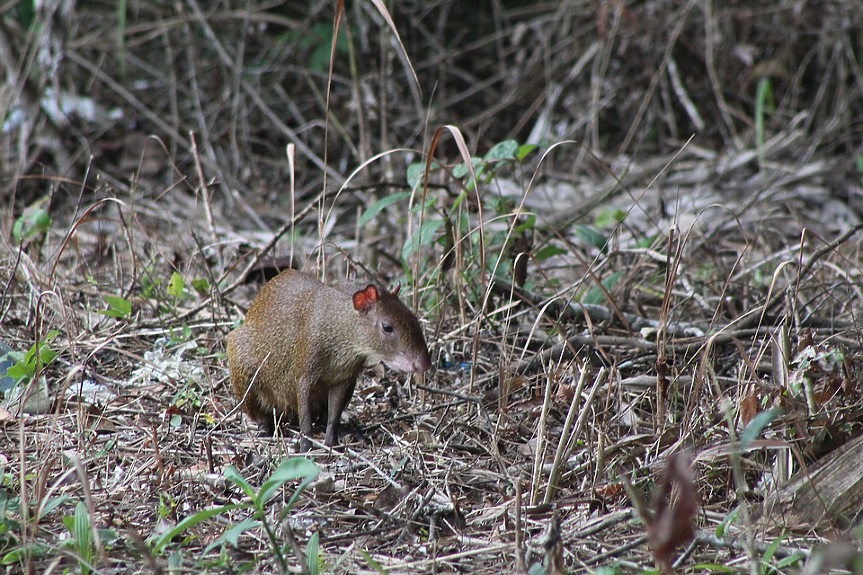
[167,272,186,300]
[97,295,132,319]
[12,199,51,245]
[61,502,95,575]
[3,331,59,388]
[150,458,320,574]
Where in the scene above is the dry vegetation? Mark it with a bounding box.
[3,0,863,573]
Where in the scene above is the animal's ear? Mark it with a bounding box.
[389,281,401,296]
[353,284,380,312]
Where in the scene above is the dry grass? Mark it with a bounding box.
[2,1,863,573]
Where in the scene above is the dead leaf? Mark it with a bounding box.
[649,452,697,573]
[740,392,758,427]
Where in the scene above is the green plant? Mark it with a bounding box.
[61,502,96,575]
[4,0,35,28]
[190,277,210,296]
[150,458,320,574]
[97,295,132,319]
[12,198,51,246]
[0,488,84,567]
[167,273,210,301]
[0,488,20,559]
[757,531,804,575]
[2,331,59,390]
[157,493,177,521]
[166,324,194,346]
[360,549,391,574]
[361,139,540,293]
[155,271,198,317]
[754,76,774,170]
[280,22,349,73]
[139,273,162,300]
[167,271,188,301]
[690,564,735,573]
[580,270,623,305]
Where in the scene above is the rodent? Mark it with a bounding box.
[226,269,431,450]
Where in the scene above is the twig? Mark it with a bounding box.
[694,530,810,559]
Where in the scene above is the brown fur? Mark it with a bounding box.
[227,270,430,450]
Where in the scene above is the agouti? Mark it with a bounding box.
[226,270,431,450]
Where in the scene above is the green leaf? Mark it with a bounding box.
[740,408,782,451]
[150,504,239,554]
[406,161,440,189]
[74,502,93,572]
[167,272,184,299]
[572,225,610,253]
[452,157,482,180]
[259,458,320,505]
[360,192,413,226]
[635,234,658,249]
[484,140,518,161]
[38,495,73,520]
[304,23,349,73]
[360,549,391,574]
[775,553,804,569]
[34,332,59,363]
[516,144,538,161]
[401,219,444,263]
[203,518,260,555]
[306,532,320,575]
[97,528,119,547]
[5,332,59,382]
[12,203,51,244]
[4,361,30,381]
[581,271,622,305]
[715,505,740,537]
[267,456,320,482]
[9,1,34,28]
[534,245,568,261]
[690,565,736,573]
[191,278,210,295]
[760,531,785,574]
[1,543,50,564]
[223,466,256,499]
[514,214,536,234]
[408,195,437,214]
[593,207,626,228]
[99,295,132,318]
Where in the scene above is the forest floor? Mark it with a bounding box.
[2,1,863,573]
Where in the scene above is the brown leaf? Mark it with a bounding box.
[649,452,697,573]
[739,393,758,427]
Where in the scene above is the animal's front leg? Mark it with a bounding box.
[325,380,356,447]
[297,375,315,451]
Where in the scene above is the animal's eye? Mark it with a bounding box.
[382,323,394,334]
